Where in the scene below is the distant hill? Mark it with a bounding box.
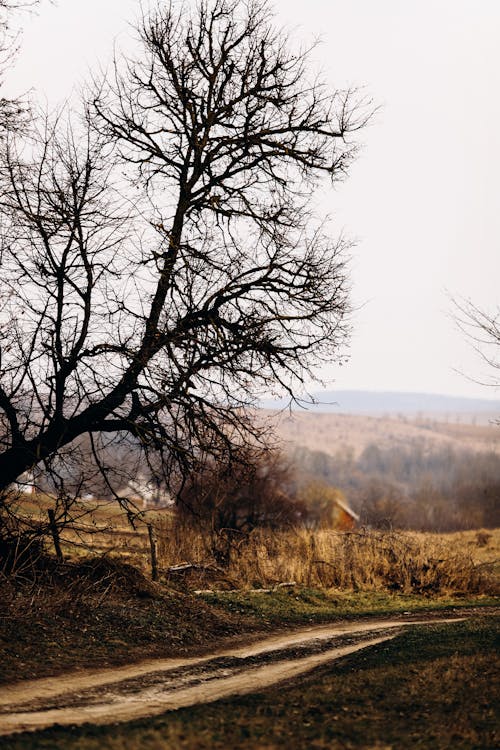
[257,391,500,531]
[261,389,500,422]
[263,410,500,460]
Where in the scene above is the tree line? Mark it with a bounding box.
[291,441,500,530]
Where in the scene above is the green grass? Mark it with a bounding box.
[198,586,499,625]
[5,616,499,749]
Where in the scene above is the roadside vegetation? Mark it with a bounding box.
[159,523,499,594]
[1,520,498,685]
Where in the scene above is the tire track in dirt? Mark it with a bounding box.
[0,616,465,736]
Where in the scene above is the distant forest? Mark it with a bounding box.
[291,440,500,531]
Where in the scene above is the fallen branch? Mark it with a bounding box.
[194,581,297,595]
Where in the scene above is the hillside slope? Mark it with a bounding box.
[264,411,500,459]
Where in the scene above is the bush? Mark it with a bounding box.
[175,449,303,564]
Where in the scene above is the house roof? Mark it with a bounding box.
[335,496,360,522]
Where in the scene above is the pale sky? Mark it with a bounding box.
[6,0,500,399]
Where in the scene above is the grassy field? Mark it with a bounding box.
[268,409,500,458]
[4,616,499,750]
[196,586,498,626]
[4,493,166,568]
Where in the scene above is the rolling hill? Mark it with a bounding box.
[261,389,500,425]
[263,410,500,460]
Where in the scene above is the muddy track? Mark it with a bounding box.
[0,616,465,736]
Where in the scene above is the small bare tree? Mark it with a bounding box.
[176,446,298,564]
[454,298,500,398]
[0,0,370,502]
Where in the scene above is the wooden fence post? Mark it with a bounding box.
[147,523,159,581]
[47,509,63,563]
[307,532,316,586]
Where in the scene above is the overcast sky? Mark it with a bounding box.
[7,0,500,399]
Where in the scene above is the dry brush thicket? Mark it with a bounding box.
[158,521,498,595]
[2,486,498,596]
[3,435,500,603]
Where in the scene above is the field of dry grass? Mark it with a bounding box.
[7,491,499,598]
[5,492,169,570]
[155,522,499,596]
[265,410,500,458]
[39,498,498,597]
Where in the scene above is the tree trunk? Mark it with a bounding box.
[0,445,40,492]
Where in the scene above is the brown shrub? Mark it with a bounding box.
[174,448,302,565]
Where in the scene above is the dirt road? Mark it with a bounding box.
[0,616,464,736]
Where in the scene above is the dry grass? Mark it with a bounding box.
[155,522,500,595]
[432,527,500,564]
[21,493,497,597]
[4,492,171,568]
[266,410,500,459]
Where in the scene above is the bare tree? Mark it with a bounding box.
[176,446,299,564]
[0,0,369,497]
[454,297,500,408]
[0,0,41,136]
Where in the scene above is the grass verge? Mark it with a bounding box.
[197,587,499,625]
[4,616,499,750]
